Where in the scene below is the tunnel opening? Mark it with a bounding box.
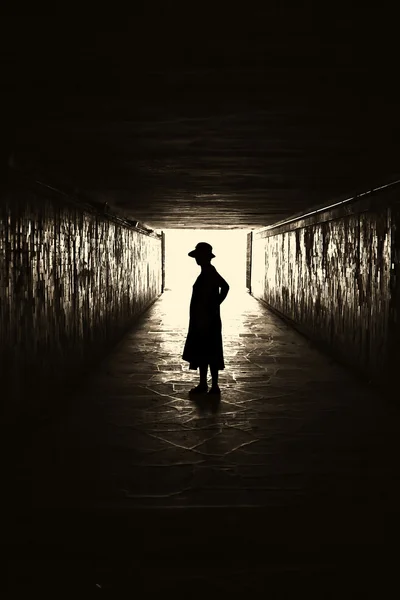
[163,229,249,325]
[164,229,249,293]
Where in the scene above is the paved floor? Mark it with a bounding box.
[5,289,400,594]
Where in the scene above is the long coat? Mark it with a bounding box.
[182,264,229,370]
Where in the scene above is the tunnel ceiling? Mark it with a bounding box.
[2,12,400,230]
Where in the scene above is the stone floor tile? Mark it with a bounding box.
[5,289,400,592]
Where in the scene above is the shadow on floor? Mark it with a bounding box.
[4,290,400,594]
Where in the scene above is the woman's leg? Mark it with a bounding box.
[189,363,208,394]
[199,363,208,387]
[210,363,219,390]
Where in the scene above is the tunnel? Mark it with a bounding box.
[1,13,400,595]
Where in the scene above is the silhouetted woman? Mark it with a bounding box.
[182,242,229,395]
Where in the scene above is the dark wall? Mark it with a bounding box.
[246,232,252,292]
[0,182,162,418]
[251,184,400,383]
[389,203,400,378]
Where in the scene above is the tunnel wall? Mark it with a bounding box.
[389,203,400,378]
[0,181,162,418]
[251,184,400,383]
[246,232,252,292]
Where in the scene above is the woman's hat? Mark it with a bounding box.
[188,242,215,258]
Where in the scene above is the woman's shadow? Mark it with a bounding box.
[189,391,221,415]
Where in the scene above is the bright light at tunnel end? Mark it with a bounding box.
[164,229,249,294]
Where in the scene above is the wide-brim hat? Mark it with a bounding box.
[188,242,215,258]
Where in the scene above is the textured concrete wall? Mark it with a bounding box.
[0,184,162,417]
[251,189,398,381]
[246,232,252,292]
[389,205,400,376]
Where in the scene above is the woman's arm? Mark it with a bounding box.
[218,275,230,304]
